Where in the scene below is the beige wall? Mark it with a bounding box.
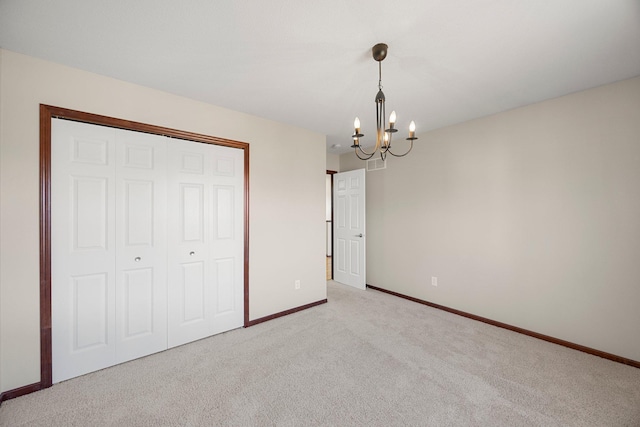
[341,76,640,362]
[326,153,340,172]
[0,49,3,392]
[0,49,327,393]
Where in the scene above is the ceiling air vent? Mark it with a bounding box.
[366,158,387,171]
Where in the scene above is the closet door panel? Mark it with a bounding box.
[167,139,212,347]
[115,130,167,363]
[210,146,244,335]
[51,119,117,383]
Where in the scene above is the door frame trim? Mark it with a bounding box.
[326,170,337,280]
[39,104,251,389]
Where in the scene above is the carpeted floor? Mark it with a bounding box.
[1,281,639,426]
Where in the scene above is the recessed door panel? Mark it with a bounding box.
[73,176,108,251]
[181,184,204,242]
[214,186,234,240]
[73,273,109,351]
[182,262,206,323]
[213,156,235,176]
[72,138,109,165]
[124,180,154,246]
[122,268,154,338]
[123,144,153,169]
[350,194,360,229]
[214,258,235,314]
[181,152,204,174]
[337,196,346,229]
[349,241,360,276]
[336,239,346,273]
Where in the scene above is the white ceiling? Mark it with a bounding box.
[1,1,639,154]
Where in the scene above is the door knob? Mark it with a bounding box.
[189,251,195,256]
[355,234,363,238]
[134,257,141,262]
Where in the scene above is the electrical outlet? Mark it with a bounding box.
[431,276,438,287]
[295,280,301,290]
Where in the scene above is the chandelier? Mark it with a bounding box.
[351,43,417,161]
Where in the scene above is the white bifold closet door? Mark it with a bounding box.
[114,128,168,363]
[52,120,119,382]
[166,138,245,348]
[51,118,244,383]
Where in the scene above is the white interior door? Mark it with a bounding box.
[52,119,118,383]
[333,169,366,290]
[114,129,168,364]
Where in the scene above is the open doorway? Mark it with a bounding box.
[326,170,336,280]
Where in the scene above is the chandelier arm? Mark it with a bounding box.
[353,137,381,159]
[356,144,377,156]
[386,140,414,158]
[354,145,377,160]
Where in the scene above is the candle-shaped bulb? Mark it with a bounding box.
[354,117,361,133]
[384,132,389,145]
[409,121,416,138]
[389,111,396,125]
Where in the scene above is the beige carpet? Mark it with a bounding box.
[1,281,639,426]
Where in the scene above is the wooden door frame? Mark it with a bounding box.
[39,104,250,389]
[326,170,337,279]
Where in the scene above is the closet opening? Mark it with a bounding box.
[39,104,250,388]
